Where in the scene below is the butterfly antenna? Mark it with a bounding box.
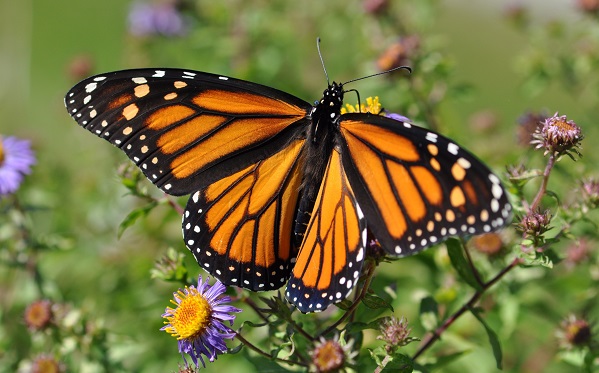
[317,37,330,86]
[343,65,412,86]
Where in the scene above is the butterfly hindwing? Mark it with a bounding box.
[338,113,511,256]
[65,68,311,196]
[183,139,306,290]
[286,148,367,313]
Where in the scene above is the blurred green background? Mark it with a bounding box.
[1,0,598,372]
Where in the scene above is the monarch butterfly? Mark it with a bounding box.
[65,54,511,313]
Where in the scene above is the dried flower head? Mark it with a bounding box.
[31,355,64,373]
[564,239,592,268]
[24,300,54,331]
[162,275,241,367]
[377,316,419,353]
[377,36,420,71]
[310,334,358,373]
[557,314,594,349]
[580,178,599,209]
[518,209,552,239]
[578,0,599,14]
[472,233,504,256]
[531,112,582,158]
[363,0,389,14]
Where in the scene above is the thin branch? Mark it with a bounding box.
[319,260,376,337]
[163,194,184,216]
[462,239,484,287]
[530,154,556,212]
[412,257,522,361]
[233,331,309,368]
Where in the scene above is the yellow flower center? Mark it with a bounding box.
[313,340,344,372]
[163,287,213,340]
[554,118,575,132]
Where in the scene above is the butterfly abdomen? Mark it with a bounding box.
[293,83,345,247]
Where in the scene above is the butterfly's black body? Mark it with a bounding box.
[293,82,345,247]
[65,67,512,313]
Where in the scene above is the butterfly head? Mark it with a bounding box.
[314,82,344,120]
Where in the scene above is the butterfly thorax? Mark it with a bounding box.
[293,82,345,247]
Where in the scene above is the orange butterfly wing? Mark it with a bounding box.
[183,139,305,290]
[65,69,310,196]
[338,113,512,256]
[286,149,366,312]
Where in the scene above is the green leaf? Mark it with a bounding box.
[446,238,483,291]
[117,201,158,238]
[419,296,439,331]
[471,308,503,370]
[345,317,388,333]
[380,352,414,373]
[362,292,394,311]
[418,349,471,371]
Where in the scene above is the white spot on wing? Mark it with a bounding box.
[426,132,438,143]
[447,143,459,155]
[85,82,97,93]
[132,77,147,84]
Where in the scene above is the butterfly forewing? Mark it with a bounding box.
[183,139,305,291]
[338,113,511,256]
[286,149,367,313]
[64,69,311,196]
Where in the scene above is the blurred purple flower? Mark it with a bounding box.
[385,112,411,123]
[128,1,187,37]
[0,136,35,196]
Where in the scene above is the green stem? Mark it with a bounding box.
[411,257,522,361]
[530,154,556,212]
[234,331,309,368]
[319,260,376,338]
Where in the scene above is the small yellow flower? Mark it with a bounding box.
[340,96,382,115]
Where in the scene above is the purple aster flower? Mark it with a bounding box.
[0,136,35,196]
[384,112,411,123]
[128,1,187,37]
[162,275,241,367]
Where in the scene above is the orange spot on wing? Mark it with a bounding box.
[123,104,139,120]
[193,90,306,117]
[450,186,466,207]
[462,180,478,206]
[146,105,196,130]
[134,84,150,98]
[412,166,442,205]
[451,163,466,181]
[107,93,133,110]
